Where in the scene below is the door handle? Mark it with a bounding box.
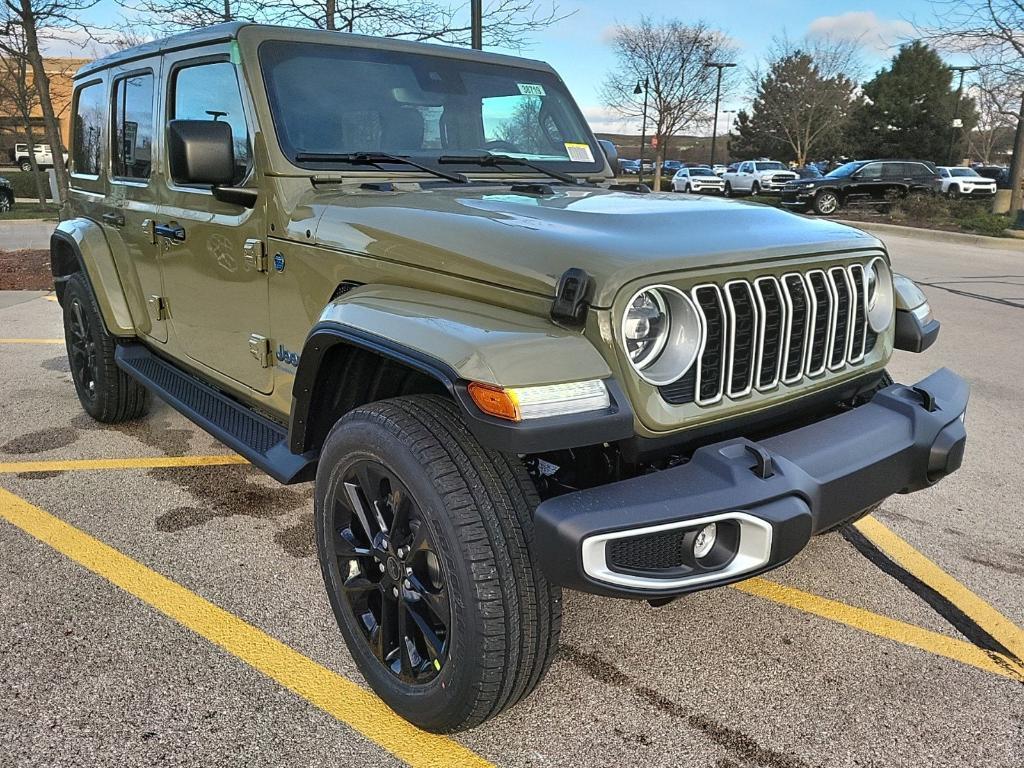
[154,223,186,242]
[101,212,125,227]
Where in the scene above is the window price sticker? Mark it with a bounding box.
[517,83,546,96]
[564,142,595,163]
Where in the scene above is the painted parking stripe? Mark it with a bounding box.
[734,578,1024,681]
[853,516,1024,664]
[0,487,493,768]
[0,455,249,474]
[0,338,64,344]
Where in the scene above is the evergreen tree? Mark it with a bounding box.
[732,49,856,166]
[849,41,978,161]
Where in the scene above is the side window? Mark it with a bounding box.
[859,163,882,180]
[112,73,155,181]
[72,80,104,176]
[171,61,252,184]
[940,168,950,177]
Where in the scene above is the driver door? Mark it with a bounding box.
[155,48,272,394]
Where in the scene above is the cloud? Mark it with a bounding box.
[580,104,641,134]
[807,11,914,54]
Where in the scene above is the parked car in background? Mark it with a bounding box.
[11,143,67,172]
[0,176,13,211]
[671,166,725,194]
[781,159,941,215]
[795,165,823,179]
[937,166,997,198]
[712,163,727,176]
[722,160,798,196]
[619,159,640,175]
[661,159,682,175]
[973,165,1011,189]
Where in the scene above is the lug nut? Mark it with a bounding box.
[392,587,399,597]
[403,579,411,590]
[379,563,385,573]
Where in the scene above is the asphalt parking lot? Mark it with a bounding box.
[1,230,1022,767]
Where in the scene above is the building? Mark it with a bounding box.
[0,56,90,160]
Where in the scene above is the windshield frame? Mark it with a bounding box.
[256,38,606,177]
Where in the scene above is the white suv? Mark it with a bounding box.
[937,166,997,198]
[671,166,725,194]
[12,143,67,172]
[722,160,797,196]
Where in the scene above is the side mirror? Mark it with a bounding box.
[168,119,235,186]
[597,139,619,176]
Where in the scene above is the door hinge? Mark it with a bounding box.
[248,334,272,368]
[147,294,168,320]
[243,238,268,272]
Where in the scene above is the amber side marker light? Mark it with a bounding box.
[467,380,611,422]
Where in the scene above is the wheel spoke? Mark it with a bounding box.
[406,572,450,629]
[407,520,430,554]
[342,481,378,541]
[405,601,445,664]
[342,573,377,594]
[335,526,373,558]
[397,602,415,679]
[387,487,411,542]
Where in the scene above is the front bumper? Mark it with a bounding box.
[534,368,969,599]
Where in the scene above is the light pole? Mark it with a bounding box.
[471,0,482,50]
[704,61,736,167]
[634,78,649,186]
[947,65,979,165]
[718,109,737,165]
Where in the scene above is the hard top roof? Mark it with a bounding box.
[76,22,554,79]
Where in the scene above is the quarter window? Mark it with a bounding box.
[112,73,155,180]
[72,81,104,176]
[171,61,251,184]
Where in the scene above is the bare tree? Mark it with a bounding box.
[118,0,265,33]
[968,71,1017,163]
[0,25,48,202]
[1,0,101,204]
[601,17,735,190]
[924,0,1024,212]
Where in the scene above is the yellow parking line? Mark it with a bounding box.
[43,295,59,302]
[0,487,492,768]
[854,515,1024,663]
[733,578,1023,681]
[0,455,249,474]
[0,338,64,344]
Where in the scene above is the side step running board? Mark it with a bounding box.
[115,342,316,484]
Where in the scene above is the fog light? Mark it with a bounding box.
[692,523,717,559]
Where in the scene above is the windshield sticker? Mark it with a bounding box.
[564,142,595,163]
[517,83,546,97]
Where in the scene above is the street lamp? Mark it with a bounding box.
[704,61,736,167]
[634,78,649,186]
[947,64,980,165]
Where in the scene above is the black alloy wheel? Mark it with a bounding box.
[328,459,451,683]
[0,193,11,212]
[67,293,100,407]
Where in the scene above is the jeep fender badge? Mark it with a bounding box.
[273,252,286,272]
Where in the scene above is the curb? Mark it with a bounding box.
[833,218,1024,251]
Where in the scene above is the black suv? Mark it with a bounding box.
[781,159,941,215]
[0,176,13,212]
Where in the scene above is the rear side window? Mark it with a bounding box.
[171,61,251,184]
[112,73,155,180]
[72,81,104,176]
[859,163,883,179]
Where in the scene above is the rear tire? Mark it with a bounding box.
[62,272,149,423]
[812,190,840,215]
[750,181,760,196]
[314,395,560,732]
[19,160,32,172]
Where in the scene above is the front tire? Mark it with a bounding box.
[62,272,149,423]
[315,395,560,732]
[812,190,840,215]
[724,181,733,197]
[19,160,33,172]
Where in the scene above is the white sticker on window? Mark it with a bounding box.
[564,142,595,163]
[517,83,546,96]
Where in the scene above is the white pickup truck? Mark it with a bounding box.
[722,160,798,196]
[11,143,67,172]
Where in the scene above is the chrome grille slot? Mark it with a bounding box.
[753,277,784,391]
[725,281,758,398]
[656,261,879,407]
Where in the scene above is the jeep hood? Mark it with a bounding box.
[305,185,881,307]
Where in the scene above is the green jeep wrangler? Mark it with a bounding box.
[53,22,969,732]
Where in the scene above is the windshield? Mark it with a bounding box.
[950,168,981,177]
[689,167,714,175]
[755,162,786,171]
[259,40,602,173]
[826,161,864,178]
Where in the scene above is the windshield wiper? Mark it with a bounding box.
[437,154,584,185]
[293,151,469,184]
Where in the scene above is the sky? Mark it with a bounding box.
[52,1,972,136]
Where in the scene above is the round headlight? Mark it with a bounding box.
[865,257,894,332]
[621,286,702,386]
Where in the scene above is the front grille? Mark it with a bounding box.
[661,263,873,406]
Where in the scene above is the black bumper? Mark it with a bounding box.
[534,368,969,599]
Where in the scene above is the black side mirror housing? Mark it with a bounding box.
[167,120,235,186]
[597,139,619,176]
